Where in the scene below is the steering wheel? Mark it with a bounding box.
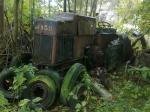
[98,21,112,28]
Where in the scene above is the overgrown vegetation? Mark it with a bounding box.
[0,0,150,112]
[0,65,150,112]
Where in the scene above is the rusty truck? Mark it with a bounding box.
[0,12,134,109]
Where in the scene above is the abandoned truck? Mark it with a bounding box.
[0,12,133,109]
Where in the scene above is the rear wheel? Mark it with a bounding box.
[37,70,60,91]
[0,68,35,99]
[25,75,56,109]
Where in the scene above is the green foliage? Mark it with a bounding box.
[89,77,150,112]
[0,92,18,112]
[0,65,150,112]
[67,71,150,112]
[9,64,37,98]
[18,97,43,112]
[13,64,37,78]
[0,95,43,112]
[143,100,150,112]
[127,66,150,80]
[116,0,150,34]
[19,99,31,112]
[82,71,92,88]
[0,92,9,107]
[75,101,87,112]
[0,64,43,112]
[11,71,26,98]
[136,0,150,34]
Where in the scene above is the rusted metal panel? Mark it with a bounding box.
[33,35,53,64]
[34,19,75,36]
[33,20,55,65]
[52,13,76,35]
[77,15,96,36]
[94,33,118,50]
[57,21,75,35]
[34,20,57,36]
[33,35,74,65]
[33,13,96,66]
[74,36,94,58]
[56,35,74,63]
[54,13,96,58]
[54,12,96,36]
[33,19,75,65]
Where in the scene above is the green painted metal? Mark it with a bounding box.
[25,75,56,109]
[60,63,87,105]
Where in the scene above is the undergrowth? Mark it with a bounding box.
[0,65,150,112]
[51,66,150,112]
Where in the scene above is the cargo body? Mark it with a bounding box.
[33,13,96,66]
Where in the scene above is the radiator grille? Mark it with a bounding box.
[56,35,74,62]
[33,34,53,64]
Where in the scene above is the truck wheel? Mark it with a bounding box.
[25,75,56,109]
[37,70,60,91]
[60,63,87,105]
[0,69,16,99]
[68,83,88,108]
[0,68,35,99]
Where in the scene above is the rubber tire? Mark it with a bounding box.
[60,63,87,105]
[68,83,87,108]
[25,75,56,109]
[10,53,32,67]
[0,68,35,99]
[0,69,16,99]
[37,69,60,91]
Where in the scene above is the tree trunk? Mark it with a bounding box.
[68,0,70,12]
[14,0,20,39]
[30,0,35,38]
[92,0,98,16]
[79,0,82,14]
[64,0,67,12]
[49,0,51,17]
[90,0,97,16]
[20,0,24,35]
[74,0,76,13]
[85,0,89,16]
[0,0,4,37]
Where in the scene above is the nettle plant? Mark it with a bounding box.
[0,64,42,112]
[127,66,150,80]
[10,64,37,98]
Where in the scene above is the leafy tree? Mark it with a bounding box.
[116,0,150,34]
